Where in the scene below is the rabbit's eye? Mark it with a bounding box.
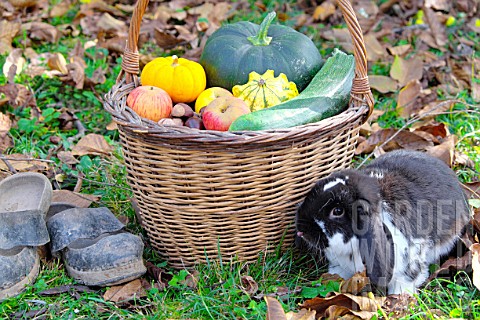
[330,207,344,218]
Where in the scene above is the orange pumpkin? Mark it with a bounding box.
[141,55,206,103]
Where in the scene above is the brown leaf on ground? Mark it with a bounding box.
[154,28,183,49]
[0,83,37,109]
[463,182,480,200]
[324,305,375,319]
[364,34,387,61]
[416,100,455,121]
[22,22,59,43]
[355,129,433,155]
[414,122,448,141]
[66,60,85,89]
[265,296,287,320]
[145,261,167,290]
[321,28,353,53]
[472,81,480,102]
[47,53,68,74]
[71,133,114,157]
[0,112,13,153]
[313,1,336,21]
[426,135,456,166]
[57,151,78,165]
[368,75,398,93]
[382,293,417,319]
[339,271,370,295]
[180,270,199,289]
[300,292,384,318]
[427,251,472,282]
[423,7,447,49]
[97,13,127,34]
[285,308,316,320]
[51,190,99,208]
[0,154,49,173]
[397,79,422,118]
[255,286,303,300]
[390,55,424,87]
[0,20,21,55]
[471,244,480,290]
[240,275,258,296]
[2,49,25,79]
[103,279,148,303]
[386,44,412,57]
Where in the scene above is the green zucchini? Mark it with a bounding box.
[228,49,355,131]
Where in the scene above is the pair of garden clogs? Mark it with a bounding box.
[0,172,146,301]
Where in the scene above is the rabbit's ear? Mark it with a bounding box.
[354,205,394,292]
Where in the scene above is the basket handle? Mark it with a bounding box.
[118,0,374,118]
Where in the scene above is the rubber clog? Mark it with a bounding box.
[47,206,146,287]
[0,173,52,300]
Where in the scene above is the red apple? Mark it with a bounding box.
[127,86,173,122]
[202,97,250,131]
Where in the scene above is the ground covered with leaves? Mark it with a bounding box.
[0,0,479,319]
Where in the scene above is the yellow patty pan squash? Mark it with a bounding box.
[141,55,206,103]
[232,70,299,112]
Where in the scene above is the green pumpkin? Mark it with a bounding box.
[199,12,324,92]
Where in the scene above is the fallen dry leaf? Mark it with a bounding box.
[324,305,375,319]
[47,52,68,74]
[423,7,447,49]
[426,135,456,166]
[364,34,386,61]
[51,190,99,208]
[386,44,412,57]
[0,154,49,173]
[2,49,25,78]
[339,271,370,295]
[0,20,21,55]
[285,308,316,320]
[390,55,424,87]
[368,75,398,93]
[22,22,59,43]
[103,279,147,303]
[0,112,13,153]
[472,243,480,290]
[313,2,336,21]
[397,79,422,118]
[57,151,78,165]
[71,133,113,157]
[265,296,287,320]
[382,293,417,319]
[427,251,472,282]
[355,129,433,154]
[240,275,258,296]
[300,292,384,318]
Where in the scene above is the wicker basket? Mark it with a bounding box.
[103,0,374,269]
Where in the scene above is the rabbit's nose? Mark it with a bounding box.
[297,231,304,237]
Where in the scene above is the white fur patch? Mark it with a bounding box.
[315,219,327,234]
[323,178,346,191]
[382,203,429,294]
[324,233,364,280]
[369,170,384,179]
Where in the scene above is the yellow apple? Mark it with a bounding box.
[194,87,232,113]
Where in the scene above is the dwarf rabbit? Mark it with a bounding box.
[296,150,470,294]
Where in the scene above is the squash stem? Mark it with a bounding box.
[247,12,276,46]
[171,55,179,67]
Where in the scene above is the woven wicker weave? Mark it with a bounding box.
[103,0,374,269]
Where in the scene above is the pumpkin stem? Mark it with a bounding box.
[171,55,179,66]
[247,12,276,46]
